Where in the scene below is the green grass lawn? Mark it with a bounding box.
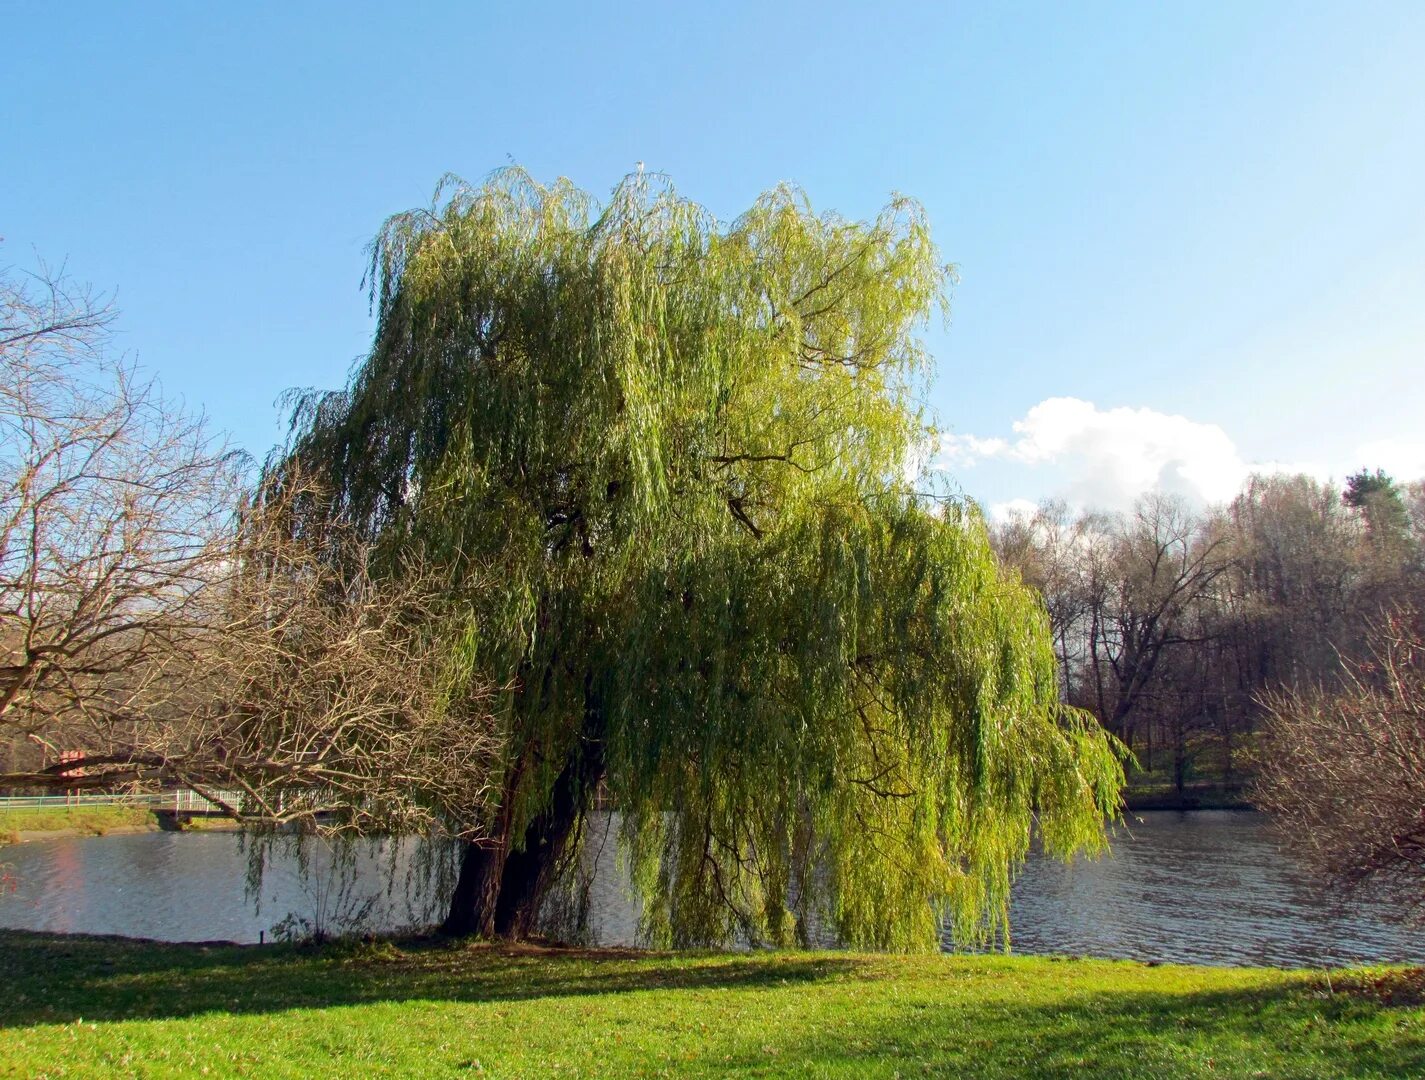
[2,931,1422,1078]
[0,804,155,844]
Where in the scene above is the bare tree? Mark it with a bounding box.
[989,499,1102,700]
[993,495,1233,793]
[1255,610,1425,912]
[1087,497,1228,755]
[1406,480,1425,548]
[1,260,504,844]
[1,260,239,770]
[991,474,1425,806]
[1224,474,1360,692]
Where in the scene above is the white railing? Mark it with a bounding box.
[0,789,242,812]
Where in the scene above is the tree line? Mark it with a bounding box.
[989,472,1424,800]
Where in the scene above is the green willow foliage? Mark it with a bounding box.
[277,168,1123,951]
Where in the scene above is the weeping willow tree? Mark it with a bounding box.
[274,167,1123,949]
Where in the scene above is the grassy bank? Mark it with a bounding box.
[1122,766,1255,811]
[2,932,1422,1078]
[1122,785,1254,811]
[0,805,241,844]
[0,804,155,844]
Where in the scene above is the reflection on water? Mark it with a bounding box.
[0,833,432,945]
[2,811,1422,967]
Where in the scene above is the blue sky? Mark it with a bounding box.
[5,2,1423,514]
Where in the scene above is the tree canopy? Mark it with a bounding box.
[273,167,1123,950]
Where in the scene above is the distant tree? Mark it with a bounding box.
[1223,474,1360,690]
[990,469,1425,804]
[1407,480,1425,543]
[989,499,1106,702]
[1090,496,1228,761]
[992,497,1233,792]
[1345,468,1406,514]
[272,168,1124,948]
[1343,468,1417,619]
[1345,468,1412,549]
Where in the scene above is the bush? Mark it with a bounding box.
[1255,610,1425,911]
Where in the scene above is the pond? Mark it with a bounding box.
[2,811,1422,967]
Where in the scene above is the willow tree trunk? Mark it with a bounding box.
[441,697,606,940]
[441,837,509,938]
[493,734,605,939]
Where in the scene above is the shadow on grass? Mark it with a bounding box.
[684,980,1425,1079]
[0,930,860,1027]
[4,931,1423,1078]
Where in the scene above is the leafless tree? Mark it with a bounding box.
[157,478,506,839]
[989,499,1104,700]
[1223,474,1361,693]
[1,260,239,768]
[1254,610,1425,912]
[991,474,1425,805]
[1407,480,1425,548]
[1,260,505,843]
[993,495,1234,792]
[3,468,506,840]
[1092,496,1229,761]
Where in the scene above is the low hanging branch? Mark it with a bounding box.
[175,486,507,839]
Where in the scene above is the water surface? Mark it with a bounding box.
[2,811,1421,967]
[996,810,1423,967]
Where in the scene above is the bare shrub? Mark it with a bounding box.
[4,472,506,842]
[1254,609,1425,910]
[170,476,507,839]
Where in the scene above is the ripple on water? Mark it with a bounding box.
[989,811,1425,967]
[2,811,1422,966]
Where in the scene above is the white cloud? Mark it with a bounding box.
[939,434,1012,464]
[939,397,1344,512]
[986,498,1039,524]
[1352,438,1425,483]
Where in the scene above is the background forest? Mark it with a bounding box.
[990,470,1424,804]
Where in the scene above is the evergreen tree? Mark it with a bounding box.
[1345,468,1411,548]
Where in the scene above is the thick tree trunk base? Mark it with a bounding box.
[441,760,604,939]
[492,764,588,940]
[443,688,607,940]
[440,805,586,941]
[439,841,507,938]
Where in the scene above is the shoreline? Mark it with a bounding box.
[1123,793,1255,812]
[1,815,241,846]
[8,822,162,844]
[0,925,1409,971]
